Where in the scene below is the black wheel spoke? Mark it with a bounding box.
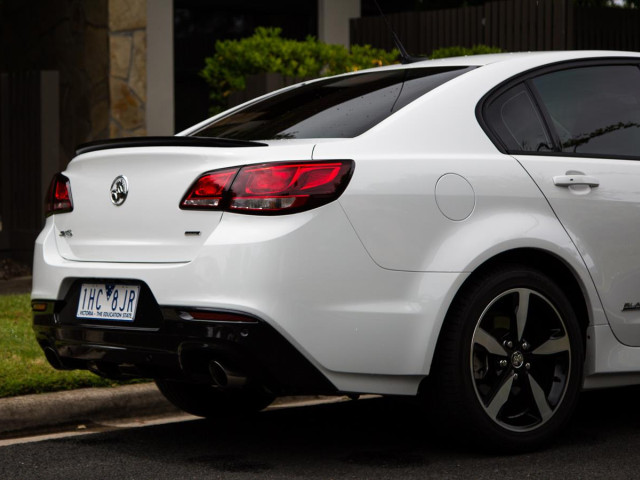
[532,334,570,356]
[485,372,516,421]
[527,372,553,422]
[515,288,531,342]
[474,327,508,356]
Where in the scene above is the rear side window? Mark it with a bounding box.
[532,65,640,157]
[194,67,473,140]
[484,84,552,152]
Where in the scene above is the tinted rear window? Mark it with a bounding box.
[194,67,473,140]
[485,84,552,152]
[532,65,640,157]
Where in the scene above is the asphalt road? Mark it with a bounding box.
[2,387,640,480]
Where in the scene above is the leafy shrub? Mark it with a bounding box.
[201,27,399,113]
[429,44,504,59]
[201,27,503,114]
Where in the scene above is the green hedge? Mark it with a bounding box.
[201,27,503,114]
[429,44,504,59]
[201,27,399,113]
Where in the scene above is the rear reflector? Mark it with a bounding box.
[31,302,48,312]
[45,173,73,217]
[178,310,258,323]
[31,301,56,315]
[181,160,354,214]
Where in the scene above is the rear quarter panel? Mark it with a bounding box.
[312,64,604,327]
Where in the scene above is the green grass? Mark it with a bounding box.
[0,293,139,398]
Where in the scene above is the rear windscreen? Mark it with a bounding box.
[193,66,474,140]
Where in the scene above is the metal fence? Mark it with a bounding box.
[350,0,640,55]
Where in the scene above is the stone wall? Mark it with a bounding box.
[109,0,147,138]
[0,0,149,167]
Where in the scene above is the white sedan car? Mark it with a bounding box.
[33,50,640,451]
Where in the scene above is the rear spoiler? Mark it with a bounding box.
[75,136,267,156]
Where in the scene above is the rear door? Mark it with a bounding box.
[483,60,640,346]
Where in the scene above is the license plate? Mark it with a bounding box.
[76,283,140,321]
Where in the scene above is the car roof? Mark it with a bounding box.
[300,50,640,96]
[371,50,640,71]
[298,50,640,88]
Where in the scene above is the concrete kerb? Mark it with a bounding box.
[0,383,179,436]
[0,382,354,437]
[0,276,32,296]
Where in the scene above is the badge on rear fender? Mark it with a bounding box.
[622,302,640,311]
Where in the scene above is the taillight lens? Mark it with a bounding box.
[45,173,73,216]
[181,160,354,214]
[180,168,238,209]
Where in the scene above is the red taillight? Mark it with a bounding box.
[45,173,73,217]
[181,160,354,214]
[180,168,238,209]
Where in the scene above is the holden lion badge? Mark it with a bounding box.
[110,175,128,206]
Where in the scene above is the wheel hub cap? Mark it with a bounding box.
[511,351,524,369]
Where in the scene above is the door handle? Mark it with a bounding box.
[553,175,600,188]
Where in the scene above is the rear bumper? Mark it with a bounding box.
[33,203,468,395]
[33,302,337,395]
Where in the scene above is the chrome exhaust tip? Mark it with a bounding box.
[44,347,65,370]
[208,360,247,388]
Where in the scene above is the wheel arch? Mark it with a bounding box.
[464,248,589,336]
[425,247,591,382]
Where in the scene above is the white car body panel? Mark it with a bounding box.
[33,50,640,396]
[516,155,640,347]
[584,325,640,389]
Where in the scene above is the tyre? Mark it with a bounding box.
[431,264,584,452]
[155,379,275,418]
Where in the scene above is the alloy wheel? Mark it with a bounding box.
[470,288,571,431]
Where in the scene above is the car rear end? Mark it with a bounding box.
[32,61,480,399]
[32,139,361,395]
